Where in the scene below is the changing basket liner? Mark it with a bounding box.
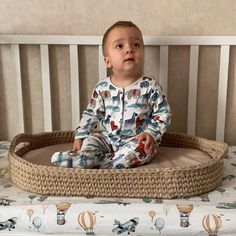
[9,131,228,199]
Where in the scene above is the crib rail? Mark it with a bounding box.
[1,35,236,142]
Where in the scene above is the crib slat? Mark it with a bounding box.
[40,44,52,131]
[159,46,169,93]
[216,45,230,142]
[11,44,25,133]
[69,45,80,129]
[187,46,199,135]
[99,45,107,81]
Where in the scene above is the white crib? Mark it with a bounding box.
[0,35,236,142]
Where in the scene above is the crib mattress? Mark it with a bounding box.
[8,131,228,199]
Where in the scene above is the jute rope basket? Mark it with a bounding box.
[9,131,228,199]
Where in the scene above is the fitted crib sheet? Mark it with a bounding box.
[1,141,236,236]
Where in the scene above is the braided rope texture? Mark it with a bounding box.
[9,131,228,199]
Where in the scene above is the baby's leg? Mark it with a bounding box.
[100,137,154,169]
[51,133,112,168]
[76,133,112,168]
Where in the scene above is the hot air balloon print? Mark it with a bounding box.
[28,195,37,204]
[163,204,170,216]
[154,218,165,234]
[32,217,42,232]
[202,214,222,236]
[148,210,156,222]
[78,211,96,235]
[27,209,34,221]
[55,202,71,225]
[176,204,193,227]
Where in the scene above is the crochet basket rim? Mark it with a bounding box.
[9,131,228,199]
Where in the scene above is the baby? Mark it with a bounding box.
[52,21,171,169]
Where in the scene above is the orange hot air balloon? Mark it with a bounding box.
[55,202,71,225]
[202,214,222,236]
[55,202,71,212]
[27,209,34,221]
[176,204,193,227]
[148,210,156,222]
[78,211,96,235]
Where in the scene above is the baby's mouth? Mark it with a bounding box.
[124,58,135,63]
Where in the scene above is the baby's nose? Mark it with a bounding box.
[126,46,133,53]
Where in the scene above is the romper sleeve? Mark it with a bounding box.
[143,81,171,142]
[74,87,105,140]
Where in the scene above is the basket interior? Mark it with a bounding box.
[21,143,212,170]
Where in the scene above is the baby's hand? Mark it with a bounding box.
[136,132,156,155]
[72,139,83,151]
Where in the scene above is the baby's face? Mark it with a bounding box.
[104,27,144,78]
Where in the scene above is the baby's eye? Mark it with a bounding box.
[134,42,141,48]
[116,44,123,49]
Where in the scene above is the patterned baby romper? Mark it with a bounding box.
[51,76,171,169]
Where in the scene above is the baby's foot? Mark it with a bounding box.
[51,150,79,167]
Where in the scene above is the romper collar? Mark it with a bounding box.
[107,76,143,90]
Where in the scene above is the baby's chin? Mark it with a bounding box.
[121,69,142,78]
[124,63,142,71]
[123,60,139,68]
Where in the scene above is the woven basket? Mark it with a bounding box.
[9,131,228,199]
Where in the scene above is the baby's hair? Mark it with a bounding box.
[102,21,143,56]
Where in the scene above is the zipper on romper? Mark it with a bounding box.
[120,88,125,130]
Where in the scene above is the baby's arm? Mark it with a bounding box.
[75,86,105,141]
[144,81,171,142]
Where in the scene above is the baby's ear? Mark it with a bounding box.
[104,57,112,68]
